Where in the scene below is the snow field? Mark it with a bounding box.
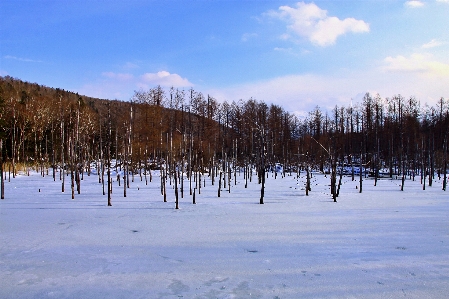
[1,170,448,298]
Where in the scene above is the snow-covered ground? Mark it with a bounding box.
[1,169,448,298]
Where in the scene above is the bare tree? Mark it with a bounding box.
[0,139,3,199]
[107,103,112,206]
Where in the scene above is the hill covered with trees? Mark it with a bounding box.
[0,76,448,202]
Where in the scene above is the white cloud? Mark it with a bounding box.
[382,53,449,76]
[267,2,369,47]
[422,39,443,48]
[436,0,449,3]
[207,73,368,116]
[208,62,449,116]
[3,55,42,63]
[79,70,193,101]
[273,47,295,54]
[140,71,193,88]
[405,1,425,8]
[100,70,193,88]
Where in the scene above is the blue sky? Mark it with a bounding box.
[1,0,449,115]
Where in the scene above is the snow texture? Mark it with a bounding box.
[1,170,448,298]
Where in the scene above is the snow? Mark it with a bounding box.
[1,169,448,298]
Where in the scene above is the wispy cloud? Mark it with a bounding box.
[266,2,369,47]
[139,71,193,88]
[436,0,449,3]
[273,47,310,57]
[122,62,140,70]
[421,39,443,48]
[404,1,425,8]
[241,33,258,42]
[208,73,367,116]
[3,55,43,63]
[382,53,449,76]
[274,47,293,52]
[79,70,193,101]
[209,59,449,116]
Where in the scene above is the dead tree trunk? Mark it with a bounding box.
[305,164,310,196]
[359,142,363,194]
[181,153,185,198]
[123,125,127,198]
[70,134,75,200]
[443,138,447,191]
[52,122,56,182]
[174,166,179,209]
[331,156,337,202]
[61,105,65,193]
[260,130,265,205]
[218,169,222,197]
[163,162,167,202]
[336,159,343,198]
[429,137,434,187]
[107,104,112,206]
[1,139,4,199]
[401,163,405,191]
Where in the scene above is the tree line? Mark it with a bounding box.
[0,76,447,203]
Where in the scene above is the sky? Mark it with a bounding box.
[1,0,449,116]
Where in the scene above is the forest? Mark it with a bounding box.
[0,76,448,203]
